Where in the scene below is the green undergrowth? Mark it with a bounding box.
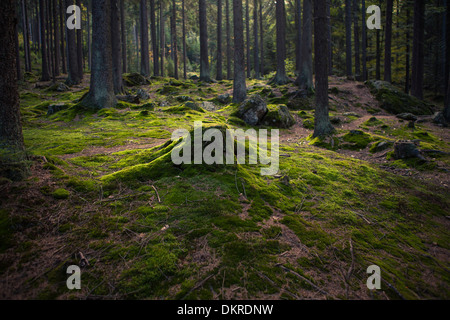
[5,77,449,300]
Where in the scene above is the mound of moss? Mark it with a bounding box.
[123,73,150,87]
[261,105,296,128]
[366,80,433,115]
[341,130,375,150]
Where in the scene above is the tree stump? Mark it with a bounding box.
[394,140,426,161]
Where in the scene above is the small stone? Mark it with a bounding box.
[136,89,150,100]
[396,113,418,121]
[217,93,231,104]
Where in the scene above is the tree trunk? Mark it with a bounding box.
[232,0,246,103]
[182,0,187,79]
[327,0,332,75]
[150,0,158,76]
[226,0,232,79]
[140,0,150,77]
[172,0,178,79]
[361,0,367,81]
[111,0,123,94]
[22,0,32,73]
[384,0,393,83]
[405,7,411,94]
[296,0,313,91]
[270,0,289,85]
[217,0,223,80]
[59,0,67,74]
[353,0,360,80]
[76,0,83,80]
[411,0,425,99]
[253,0,260,79]
[160,1,165,76]
[0,0,28,180]
[313,0,334,138]
[65,0,80,85]
[53,0,60,77]
[445,0,449,91]
[40,0,51,81]
[260,0,264,76]
[120,0,127,74]
[81,0,116,110]
[295,0,302,74]
[15,13,22,81]
[246,0,250,78]
[345,0,353,77]
[444,71,450,122]
[199,0,211,82]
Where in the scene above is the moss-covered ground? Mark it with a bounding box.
[0,75,448,300]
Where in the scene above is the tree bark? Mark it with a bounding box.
[150,0,158,76]
[0,0,28,180]
[120,0,127,74]
[111,0,123,94]
[81,0,116,110]
[411,0,425,99]
[65,0,80,85]
[444,71,450,122]
[182,0,187,79]
[76,0,83,80]
[384,0,393,83]
[295,0,302,74]
[53,0,60,77]
[140,0,150,77]
[353,0,360,80]
[313,0,334,138]
[361,0,367,81]
[253,0,260,79]
[327,0,332,75]
[232,0,246,103]
[15,13,22,81]
[59,0,67,74]
[22,0,32,73]
[270,0,289,85]
[226,0,232,79]
[160,1,165,76]
[259,0,264,76]
[217,0,223,80]
[246,0,250,78]
[405,7,411,94]
[345,0,353,77]
[296,0,313,91]
[40,0,51,81]
[199,0,211,82]
[172,0,178,79]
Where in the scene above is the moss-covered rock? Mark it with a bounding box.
[366,80,433,115]
[123,73,150,87]
[286,96,315,111]
[303,118,315,130]
[262,105,296,128]
[233,95,268,126]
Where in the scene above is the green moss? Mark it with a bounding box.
[52,188,70,199]
[0,210,13,253]
[341,130,374,150]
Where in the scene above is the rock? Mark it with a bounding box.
[366,80,433,115]
[189,75,199,80]
[176,95,194,102]
[286,96,315,111]
[136,89,150,100]
[394,140,426,161]
[370,140,393,153]
[396,113,418,121]
[262,105,296,128]
[47,103,68,115]
[260,88,276,98]
[123,73,150,86]
[184,101,203,112]
[343,112,361,118]
[160,101,170,107]
[432,112,448,126]
[235,95,268,126]
[330,116,342,125]
[302,119,314,129]
[217,93,231,104]
[56,83,70,92]
[201,101,217,111]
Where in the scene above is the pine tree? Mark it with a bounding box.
[232,0,246,103]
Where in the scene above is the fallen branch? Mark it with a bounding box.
[381,278,406,300]
[152,185,161,203]
[78,251,89,268]
[182,274,216,300]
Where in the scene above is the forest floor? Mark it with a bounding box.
[0,74,449,300]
